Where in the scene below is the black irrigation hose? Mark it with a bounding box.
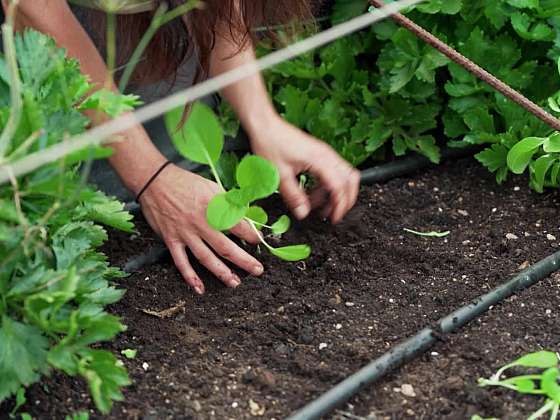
[287,251,560,420]
[123,149,476,273]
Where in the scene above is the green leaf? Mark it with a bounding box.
[206,192,247,231]
[542,368,560,403]
[121,349,137,359]
[236,155,280,201]
[0,316,49,401]
[216,152,239,190]
[271,215,291,235]
[531,154,557,193]
[403,228,450,238]
[78,90,141,117]
[507,137,547,174]
[508,351,558,369]
[246,206,268,228]
[165,102,223,165]
[78,349,131,414]
[270,245,311,261]
[543,133,560,153]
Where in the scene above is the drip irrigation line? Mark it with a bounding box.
[360,146,477,185]
[287,250,560,420]
[369,0,560,132]
[0,0,426,186]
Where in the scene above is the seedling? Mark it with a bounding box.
[165,102,311,261]
[403,228,450,238]
[121,349,138,359]
[477,351,560,420]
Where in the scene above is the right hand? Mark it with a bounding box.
[139,164,264,295]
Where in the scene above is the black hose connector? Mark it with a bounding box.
[287,251,560,420]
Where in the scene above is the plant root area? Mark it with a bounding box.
[3,158,560,420]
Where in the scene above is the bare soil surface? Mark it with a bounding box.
[3,158,560,420]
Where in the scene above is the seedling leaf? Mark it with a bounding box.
[236,155,280,201]
[121,349,137,359]
[270,245,311,261]
[246,206,268,228]
[542,368,560,403]
[508,351,558,369]
[403,228,450,238]
[207,192,247,231]
[271,215,291,235]
[165,102,223,165]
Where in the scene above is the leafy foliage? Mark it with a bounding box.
[477,351,560,419]
[166,102,311,261]
[222,0,560,192]
[0,30,138,414]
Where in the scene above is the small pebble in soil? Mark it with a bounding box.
[400,384,416,397]
[506,233,519,240]
[458,209,469,216]
[231,402,238,408]
[345,302,355,307]
[319,343,328,350]
[431,352,439,356]
[546,309,552,315]
[335,323,343,330]
[142,362,149,371]
[547,234,557,241]
[492,207,497,213]
[514,186,520,191]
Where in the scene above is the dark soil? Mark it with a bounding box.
[3,158,560,420]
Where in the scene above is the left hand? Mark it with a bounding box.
[249,115,361,224]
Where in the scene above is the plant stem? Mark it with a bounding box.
[528,400,555,420]
[118,0,200,92]
[105,12,117,85]
[246,217,276,251]
[0,0,23,158]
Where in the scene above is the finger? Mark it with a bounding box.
[187,237,242,288]
[230,219,261,245]
[309,186,330,210]
[167,241,205,295]
[280,172,311,220]
[332,169,360,224]
[311,161,355,224]
[204,228,264,277]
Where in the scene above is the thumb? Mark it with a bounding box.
[280,173,311,220]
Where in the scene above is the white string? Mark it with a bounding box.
[0,0,425,185]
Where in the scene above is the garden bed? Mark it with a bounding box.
[4,157,560,419]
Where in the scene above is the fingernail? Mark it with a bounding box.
[194,285,204,295]
[231,275,241,288]
[253,264,264,276]
[294,204,309,220]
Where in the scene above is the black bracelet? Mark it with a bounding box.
[135,161,173,203]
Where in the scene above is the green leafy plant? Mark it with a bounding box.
[0,27,138,414]
[477,351,560,420]
[165,102,311,261]
[220,0,560,190]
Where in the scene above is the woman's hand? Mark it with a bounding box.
[249,115,361,224]
[139,164,264,295]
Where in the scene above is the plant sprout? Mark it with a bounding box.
[165,102,311,262]
[477,351,560,420]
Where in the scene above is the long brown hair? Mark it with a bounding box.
[88,0,316,86]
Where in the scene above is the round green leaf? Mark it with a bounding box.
[270,244,311,261]
[206,192,247,231]
[246,206,268,228]
[542,368,560,403]
[165,102,223,165]
[271,215,291,235]
[507,137,546,174]
[236,155,280,201]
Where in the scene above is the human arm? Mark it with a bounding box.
[8,1,264,294]
[209,30,361,223]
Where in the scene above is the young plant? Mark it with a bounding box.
[165,102,311,262]
[477,351,560,420]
